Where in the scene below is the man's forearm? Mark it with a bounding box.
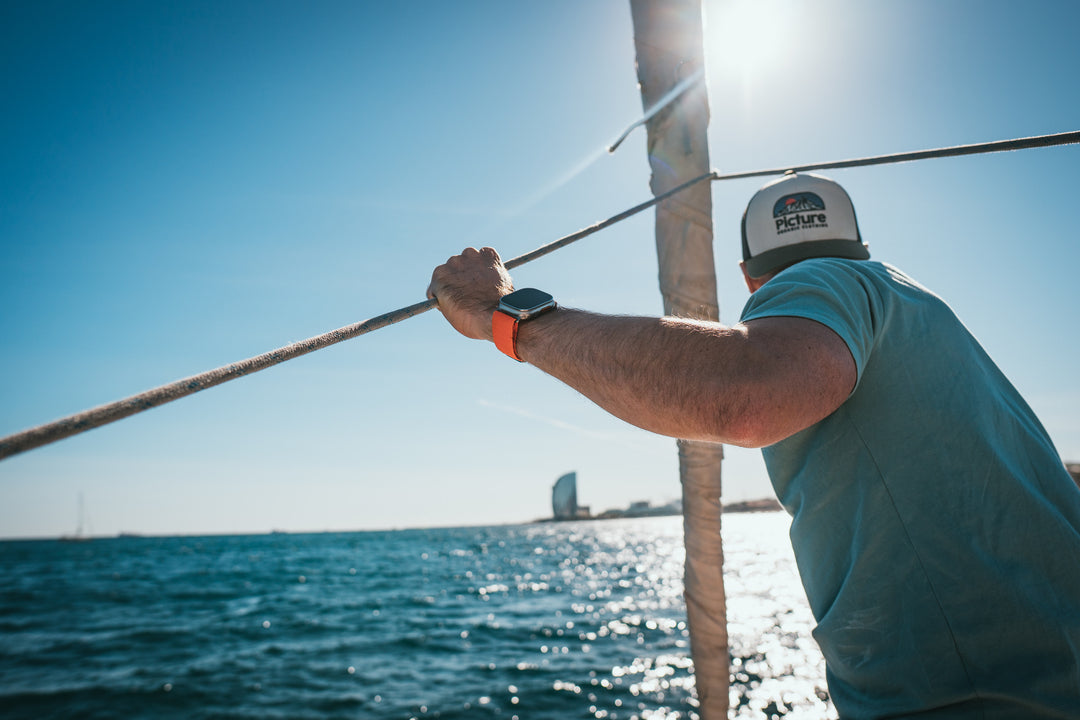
[514,308,763,445]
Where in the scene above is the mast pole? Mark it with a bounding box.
[628,1,729,717]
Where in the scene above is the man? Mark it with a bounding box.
[427,172,1080,719]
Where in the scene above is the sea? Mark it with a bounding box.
[0,511,836,719]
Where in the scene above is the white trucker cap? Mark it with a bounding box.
[741,172,869,278]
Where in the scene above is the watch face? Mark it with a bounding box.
[499,288,556,319]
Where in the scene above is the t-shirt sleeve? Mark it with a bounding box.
[738,260,877,384]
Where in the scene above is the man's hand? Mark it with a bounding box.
[427,247,514,342]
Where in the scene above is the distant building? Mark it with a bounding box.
[547,472,787,524]
[596,498,682,519]
[1068,462,1079,488]
[552,472,589,520]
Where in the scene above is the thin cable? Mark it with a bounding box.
[710,131,1080,181]
[505,170,716,269]
[608,68,705,153]
[2,130,1077,462]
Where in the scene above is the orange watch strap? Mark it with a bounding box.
[492,310,523,362]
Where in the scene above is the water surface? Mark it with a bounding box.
[0,512,833,718]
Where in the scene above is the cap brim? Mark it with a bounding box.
[744,239,870,278]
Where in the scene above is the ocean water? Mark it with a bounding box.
[0,512,835,719]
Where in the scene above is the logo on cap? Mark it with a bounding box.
[773,192,825,217]
[772,192,828,234]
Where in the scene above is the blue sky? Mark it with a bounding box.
[2,0,1077,538]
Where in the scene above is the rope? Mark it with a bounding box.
[0,171,713,462]
[1,131,1077,462]
[711,130,1080,181]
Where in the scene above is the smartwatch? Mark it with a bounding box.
[492,288,557,362]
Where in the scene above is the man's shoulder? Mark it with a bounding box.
[773,257,889,283]
[743,259,882,313]
[756,258,929,308]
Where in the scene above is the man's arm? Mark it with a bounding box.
[428,247,856,448]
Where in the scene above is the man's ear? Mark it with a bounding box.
[740,262,766,293]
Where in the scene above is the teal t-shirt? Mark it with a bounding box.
[740,258,1080,719]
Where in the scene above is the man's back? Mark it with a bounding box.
[741,258,1080,719]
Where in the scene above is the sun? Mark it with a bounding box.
[703,0,798,81]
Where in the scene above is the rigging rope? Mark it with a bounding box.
[710,131,1080,181]
[1,130,1077,462]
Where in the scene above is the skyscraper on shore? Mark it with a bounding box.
[552,472,580,520]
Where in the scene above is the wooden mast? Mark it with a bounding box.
[628,1,729,717]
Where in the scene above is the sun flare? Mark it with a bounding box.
[704,0,798,80]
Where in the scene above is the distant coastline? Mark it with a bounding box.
[722,497,785,514]
[538,460,1080,525]
[537,496,782,523]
